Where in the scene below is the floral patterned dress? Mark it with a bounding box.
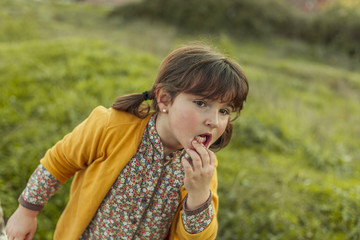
[20,114,214,239]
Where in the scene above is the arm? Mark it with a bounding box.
[176,139,218,239]
[181,192,215,234]
[6,165,61,240]
[40,106,109,183]
[183,140,215,210]
[6,106,109,239]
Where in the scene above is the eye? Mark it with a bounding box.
[219,108,230,115]
[194,100,207,107]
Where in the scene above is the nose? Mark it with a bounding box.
[205,110,219,129]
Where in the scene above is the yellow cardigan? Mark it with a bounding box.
[40,106,218,240]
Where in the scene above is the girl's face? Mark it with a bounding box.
[156,90,232,153]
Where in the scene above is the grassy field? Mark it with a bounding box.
[1,0,360,239]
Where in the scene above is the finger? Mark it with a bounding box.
[11,234,19,240]
[181,156,194,175]
[181,152,193,165]
[185,148,202,172]
[191,140,211,167]
[5,229,12,240]
[187,149,202,172]
[191,140,208,158]
[25,231,35,240]
[205,148,215,167]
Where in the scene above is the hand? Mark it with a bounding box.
[5,204,38,240]
[182,139,215,210]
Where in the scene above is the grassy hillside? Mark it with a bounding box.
[1,0,359,239]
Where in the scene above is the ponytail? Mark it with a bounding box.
[111,90,155,119]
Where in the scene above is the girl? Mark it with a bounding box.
[5,44,248,240]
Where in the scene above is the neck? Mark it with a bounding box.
[163,147,174,156]
[155,113,182,155]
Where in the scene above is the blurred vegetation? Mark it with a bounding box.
[1,0,360,239]
[110,0,307,37]
[111,0,360,58]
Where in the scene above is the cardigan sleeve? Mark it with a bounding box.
[40,106,110,183]
[173,158,219,240]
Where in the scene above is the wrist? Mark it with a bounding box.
[18,195,44,212]
[18,204,39,217]
[186,190,211,211]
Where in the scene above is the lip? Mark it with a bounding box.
[195,133,213,148]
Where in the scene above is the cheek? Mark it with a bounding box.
[174,109,199,132]
[215,120,229,139]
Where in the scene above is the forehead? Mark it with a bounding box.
[176,92,234,108]
[184,86,238,106]
[182,70,244,109]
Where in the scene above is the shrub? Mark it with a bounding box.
[109,0,308,38]
[110,0,360,57]
[308,1,360,57]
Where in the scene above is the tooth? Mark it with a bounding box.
[195,136,206,143]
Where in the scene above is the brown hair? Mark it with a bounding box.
[112,44,249,151]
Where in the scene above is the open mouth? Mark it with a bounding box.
[195,133,212,148]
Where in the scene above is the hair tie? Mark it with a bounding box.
[142,91,149,100]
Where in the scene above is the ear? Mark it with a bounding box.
[156,88,171,111]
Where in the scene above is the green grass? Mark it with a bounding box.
[1,0,360,239]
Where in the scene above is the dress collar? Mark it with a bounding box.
[146,114,184,162]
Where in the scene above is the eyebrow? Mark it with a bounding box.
[193,95,235,110]
[226,104,235,111]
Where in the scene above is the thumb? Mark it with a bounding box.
[25,231,35,240]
